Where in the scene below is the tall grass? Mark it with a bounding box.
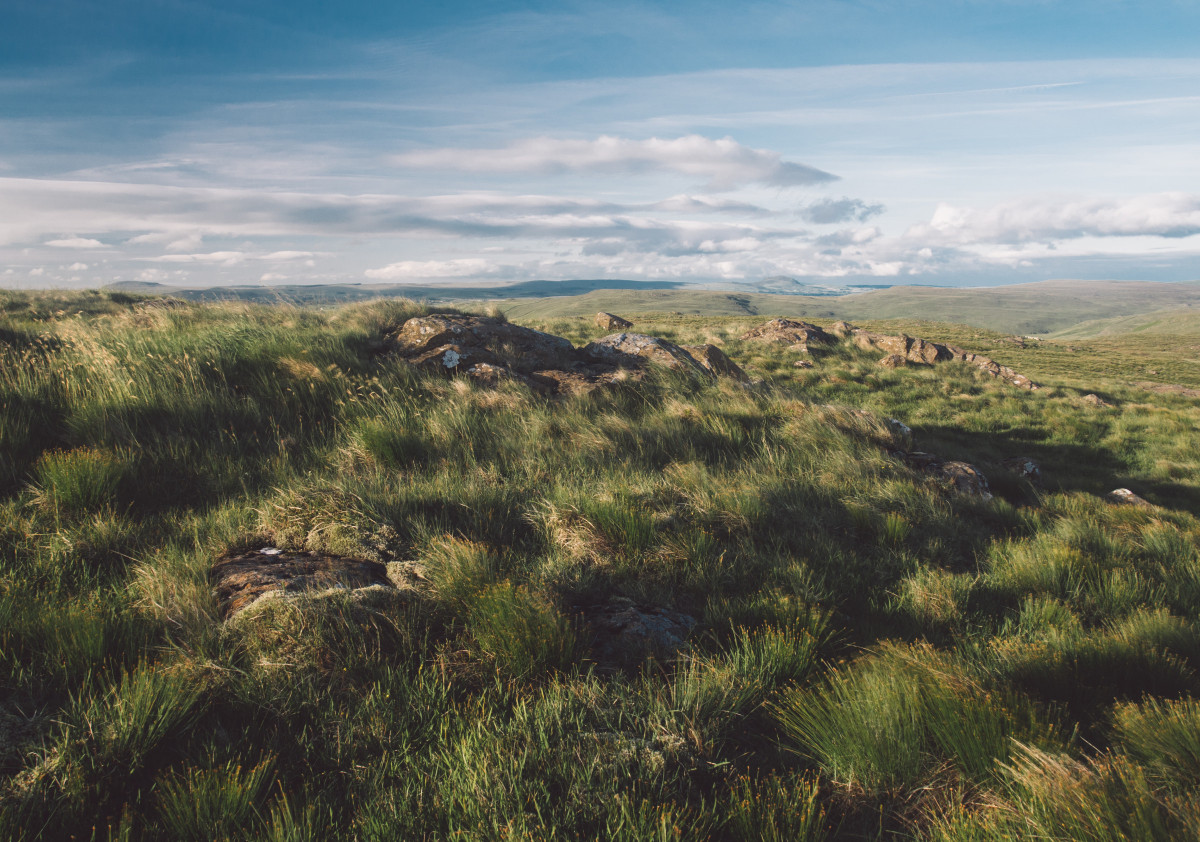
[4,291,1200,838]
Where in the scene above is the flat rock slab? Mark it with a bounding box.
[212,548,394,619]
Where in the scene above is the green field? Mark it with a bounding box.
[2,289,1200,840]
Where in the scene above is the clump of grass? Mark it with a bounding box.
[33,447,128,515]
[154,755,275,842]
[1002,744,1200,842]
[63,661,206,779]
[468,581,580,678]
[1111,697,1200,790]
[722,773,828,842]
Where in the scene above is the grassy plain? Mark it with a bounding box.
[2,288,1200,840]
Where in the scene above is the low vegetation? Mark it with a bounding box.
[2,288,1199,840]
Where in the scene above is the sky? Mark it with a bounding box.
[2,0,1199,290]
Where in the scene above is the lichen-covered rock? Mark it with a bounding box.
[902,452,993,500]
[585,598,697,665]
[212,548,397,619]
[826,320,858,338]
[741,318,835,351]
[595,312,634,330]
[582,333,710,376]
[794,359,814,368]
[1082,393,1115,408]
[878,354,907,368]
[679,344,749,381]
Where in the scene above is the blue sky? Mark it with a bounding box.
[2,0,1199,289]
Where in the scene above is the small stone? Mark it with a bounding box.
[1001,456,1043,486]
[878,354,907,368]
[595,312,634,330]
[1107,488,1151,507]
[793,360,814,368]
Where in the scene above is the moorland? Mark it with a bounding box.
[2,286,1200,840]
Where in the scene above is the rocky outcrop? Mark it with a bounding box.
[679,344,749,381]
[388,315,752,395]
[584,598,697,665]
[583,333,711,377]
[826,320,858,339]
[391,314,577,375]
[212,547,399,619]
[852,329,1038,390]
[595,312,633,330]
[740,319,835,352]
[1082,393,1115,408]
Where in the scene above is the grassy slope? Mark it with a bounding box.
[1051,309,1200,340]
[2,289,1200,841]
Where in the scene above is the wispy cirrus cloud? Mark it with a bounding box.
[391,135,838,191]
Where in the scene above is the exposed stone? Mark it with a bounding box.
[1082,393,1115,407]
[584,598,697,665]
[794,359,814,368]
[826,320,858,338]
[1001,456,1043,486]
[902,452,993,500]
[1107,488,1152,507]
[595,312,634,330]
[878,353,907,368]
[212,548,396,619]
[679,344,749,381]
[583,333,710,376]
[741,318,835,352]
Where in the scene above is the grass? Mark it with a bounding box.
[2,288,1200,838]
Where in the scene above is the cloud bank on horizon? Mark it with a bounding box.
[1,0,1199,289]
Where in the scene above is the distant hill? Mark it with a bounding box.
[501,279,1200,336]
[105,278,1200,336]
[104,278,692,305]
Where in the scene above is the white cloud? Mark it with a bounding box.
[45,236,105,248]
[911,193,1200,245]
[142,251,248,266]
[391,135,837,190]
[799,197,885,225]
[66,262,88,271]
[365,258,494,280]
[28,267,44,276]
[260,272,287,281]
